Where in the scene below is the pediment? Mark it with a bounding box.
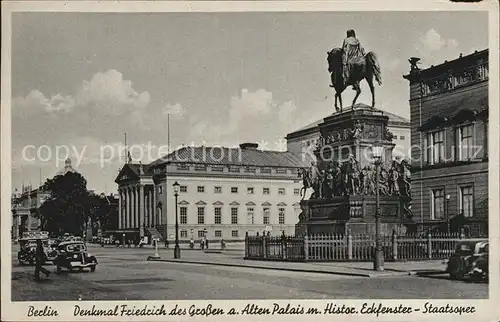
[245,201,256,206]
[277,202,287,207]
[292,202,301,207]
[261,201,272,206]
[229,201,240,206]
[115,165,140,184]
[419,115,448,132]
[178,200,190,205]
[213,201,224,206]
[195,200,207,206]
[450,108,480,125]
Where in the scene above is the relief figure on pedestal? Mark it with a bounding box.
[398,159,411,197]
[351,121,364,140]
[298,168,312,201]
[341,154,361,195]
[388,161,400,196]
[378,167,390,196]
[309,161,322,199]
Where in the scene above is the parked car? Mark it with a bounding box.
[17,236,53,265]
[445,240,488,281]
[54,241,97,273]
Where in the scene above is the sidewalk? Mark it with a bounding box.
[146,251,446,278]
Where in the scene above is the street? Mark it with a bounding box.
[11,244,487,301]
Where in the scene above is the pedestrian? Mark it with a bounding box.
[205,238,209,249]
[34,239,50,281]
[164,238,169,249]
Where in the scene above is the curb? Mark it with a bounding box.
[147,258,414,278]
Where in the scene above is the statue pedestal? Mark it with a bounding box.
[297,196,416,236]
[297,103,415,236]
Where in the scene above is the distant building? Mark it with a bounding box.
[403,49,488,235]
[11,185,49,240]
[286,104,411,162]
[114,143,306,243]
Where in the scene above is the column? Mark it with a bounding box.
[152,186,157,228]
[139,185,145,238]
[118,189,122,229]
[130,187,135,228]
[134,186,139,229]
[149,190,153,228]
[126,187,131,229]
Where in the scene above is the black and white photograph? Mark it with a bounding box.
[1,1,499,321]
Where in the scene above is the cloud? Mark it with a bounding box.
[13,69,151,116]
[162,103,185,118]
[76,70,150,114]
[187,88,306,149]
[415,29,459,66]
[14,90,75,113]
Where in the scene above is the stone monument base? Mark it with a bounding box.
[296,196,416,236]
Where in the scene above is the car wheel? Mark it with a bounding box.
[90,266,96,272]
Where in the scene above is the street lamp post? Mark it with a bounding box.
[173,181,181,259]
[372,145,384,272]
[446,194,451,234]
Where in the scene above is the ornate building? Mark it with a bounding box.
[286,105,411,162]
[114,143,306,243]
[403,49,488,235]
[11,185,48,240]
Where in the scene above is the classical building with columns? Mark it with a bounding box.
[114,143,306,243]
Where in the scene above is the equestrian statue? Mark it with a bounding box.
[327,29,382,112]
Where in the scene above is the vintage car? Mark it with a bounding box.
[17,231,52,265]
[53,241,98,273]
[445,240,488,281]
[46,239,60,261]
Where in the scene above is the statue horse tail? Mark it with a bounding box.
[366,51,382,86]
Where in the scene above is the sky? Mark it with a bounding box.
[10,11,488,194]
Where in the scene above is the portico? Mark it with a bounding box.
[115,163,161,242]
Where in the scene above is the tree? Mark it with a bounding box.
[87,193,118,233]
[38,172,90,236]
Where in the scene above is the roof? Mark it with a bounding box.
[287,103,410,137]
[149,146,307,168]
[404,49,488,81]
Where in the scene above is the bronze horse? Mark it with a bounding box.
[327,48,382,112]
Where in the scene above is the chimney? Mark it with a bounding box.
[239,143,259,150]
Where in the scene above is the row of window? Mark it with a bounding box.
[180,206,287,225]
[176,164,293,174]
[425,123,486,165]
[431,185,474,220]
[158,185,300,196]
[180,230,240,238]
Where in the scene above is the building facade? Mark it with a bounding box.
[286,104,411,162]
[403,49,488,235]
[11,185,48,240]
[114,143,306,243]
